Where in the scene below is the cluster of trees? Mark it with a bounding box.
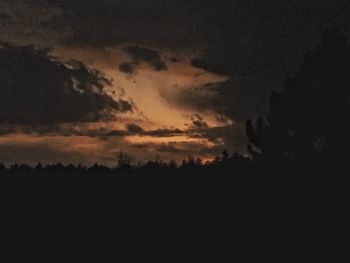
[242,29,350,231]
[246,28,350,166]
[0,150,249,176]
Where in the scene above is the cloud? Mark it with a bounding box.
[0,121,185,139]
[191,58,230,76]
[0,0,72,46]
[126,123,145,133]
[133,141,219,158]
[188,124,248,154]
[0,13,12,25]
[119,62,137,74]
[144,128,184,137]
[0,134,122,166]
[190,114,208,129]
[0,42,133,124]
[108,124,184,137]
[51,0,208,49]
[119,46,167,74]
[161,80,259,123]
[120,123,247,158]
[0,140,91,166]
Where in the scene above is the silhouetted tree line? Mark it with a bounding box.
[0,150,249,176]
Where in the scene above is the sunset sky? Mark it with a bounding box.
[1,0,350,166]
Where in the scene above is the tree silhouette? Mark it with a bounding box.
[246,28,350,163]
[117,152,132,170]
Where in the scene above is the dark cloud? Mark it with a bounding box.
[125,46,167,70]
[134,141,220,157]
[163,80,259,122]
[126,123,144,133]
[45,0,207,49]
[0,121,185,139]
[34,1,350,54]
[189,124,248,154]
[156,142,205,155]
[119,62,137,74]
[145,128,184,137]
[119,46,167,74]
[168,57,180,63]
[186,1,350,124]
[0,0,72,46]
[0,42,132,124]
[105,128,184,138]
[190,114,208,129]
[191,58,229,76]
[0,13,12,25]
[123,122,248,157]
[122,124,184,137]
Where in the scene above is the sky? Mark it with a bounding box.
[1,0,350,166]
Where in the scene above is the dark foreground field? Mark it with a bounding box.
[1,162,344,240]
[0,168,254,248]
[0,161,347,259]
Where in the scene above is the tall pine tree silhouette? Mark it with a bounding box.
[246,29,350,163]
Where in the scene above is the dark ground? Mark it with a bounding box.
[0,160,346,260]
